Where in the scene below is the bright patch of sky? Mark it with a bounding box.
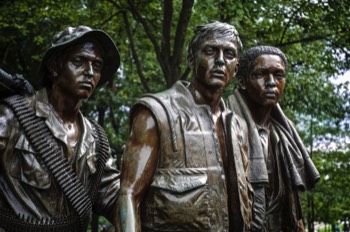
[332,70,350,85]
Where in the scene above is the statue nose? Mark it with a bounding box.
[215,58,224,66]
[215,51,224,66]
[266,74,276,87]
[85,62,94,77]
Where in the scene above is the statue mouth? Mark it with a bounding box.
[80,81,93,90]
[211,69,225,78]
[264,91,277,98]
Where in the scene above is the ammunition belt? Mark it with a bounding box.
[88,119,110,202]
[2,95,93,231]
[0,208,79,232]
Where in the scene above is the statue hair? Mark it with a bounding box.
[187,21,242,63]
[236,45,288,81]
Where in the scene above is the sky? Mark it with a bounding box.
[332,70,350,85]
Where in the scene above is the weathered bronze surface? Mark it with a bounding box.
[115,21,252,232]
[0,26,120,231]
[226,46,320,232]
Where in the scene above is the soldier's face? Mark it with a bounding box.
[241,54,286,107]
[190,34,239,89]
[53,42,104,99]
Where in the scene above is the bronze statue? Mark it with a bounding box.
[0,26,120,231]
[226,45,320,231]
[115,21,252,232]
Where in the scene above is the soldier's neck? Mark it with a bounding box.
[48,90,81,123]
[188,82,223,115]
[244,95,272,128]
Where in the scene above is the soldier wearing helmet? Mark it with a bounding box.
[0,26,120,231]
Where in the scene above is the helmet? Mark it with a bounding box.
[39,25,120,87]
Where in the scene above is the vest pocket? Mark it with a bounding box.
[10,134,51,189]
[9,151,51,189]
[149,168,209,231]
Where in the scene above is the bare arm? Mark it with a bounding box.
[115,106,159,232]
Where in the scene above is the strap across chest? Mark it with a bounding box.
[1,94,110,231]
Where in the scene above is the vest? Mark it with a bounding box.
[132,81,251,232]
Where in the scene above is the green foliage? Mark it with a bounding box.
[301,150,350,225]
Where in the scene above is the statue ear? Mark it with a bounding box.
[48,62,58,78]
[50,69,58,77]
[233,63,239,77]
[188,54,194,69]
[237,77,246,90]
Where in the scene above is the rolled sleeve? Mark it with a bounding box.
[93,156,120,223]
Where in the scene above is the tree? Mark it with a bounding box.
[301,149,350,228]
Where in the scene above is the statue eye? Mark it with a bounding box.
[92,61,103,72]
[204,47,215,55]
[252,71,264,79]
[274,72,285,80]
[71,56,85,66]
[224,50,236,60]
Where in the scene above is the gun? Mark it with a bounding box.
[0,68,35,98]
